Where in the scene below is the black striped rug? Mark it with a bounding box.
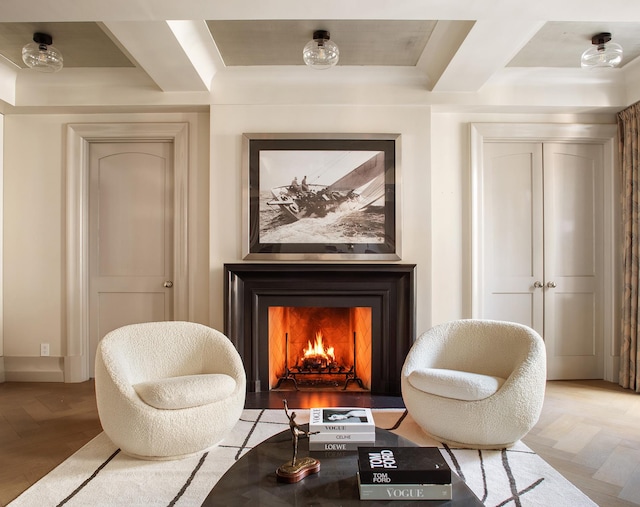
[9,409,596,507]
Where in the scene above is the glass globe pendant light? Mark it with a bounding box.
[303,30,339,70]
[22,32,64,73]
[581,32,623,68]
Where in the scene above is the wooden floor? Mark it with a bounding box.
[522,380,640,507]
[0,380,639,506]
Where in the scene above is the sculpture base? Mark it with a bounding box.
[276,457,321,483]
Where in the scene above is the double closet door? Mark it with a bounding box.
[480,141,604,379]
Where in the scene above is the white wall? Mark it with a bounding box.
[209,104,433,334]
[0,101,620,382]
[2,112,210,381]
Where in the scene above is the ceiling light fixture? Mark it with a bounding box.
[303,30,339,70]
[581,32,623,69]
[22,32,64,73]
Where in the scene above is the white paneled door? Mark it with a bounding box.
[481,141,604,379]
[89,142,174,376]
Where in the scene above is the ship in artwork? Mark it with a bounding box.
[266,152,386,220]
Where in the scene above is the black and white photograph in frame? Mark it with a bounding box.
[242,133,401,260]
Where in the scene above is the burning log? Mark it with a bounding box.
[300,331,338,370]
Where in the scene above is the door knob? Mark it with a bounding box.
[533,281,544,288]
[164,281,174,288]
[546,281,557,288]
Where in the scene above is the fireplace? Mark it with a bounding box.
[224,263,416,395]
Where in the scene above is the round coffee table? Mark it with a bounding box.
[202,425,483,506]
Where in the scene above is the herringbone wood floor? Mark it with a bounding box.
[523,380,640,507]
[0,379,639,506]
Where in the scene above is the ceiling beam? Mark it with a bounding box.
[430,19,546,92]
[167,20,225,91]
[417,20,475,91]
[102,21,213,92]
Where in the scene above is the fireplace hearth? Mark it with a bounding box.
[224,263,416,396]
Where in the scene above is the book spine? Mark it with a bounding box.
[309,432,376,443]
[358,469,452,485]
[309,424,375,434]
[358,481,452,501]
[309,441,370,451]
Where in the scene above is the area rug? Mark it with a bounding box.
[9,409,596,507]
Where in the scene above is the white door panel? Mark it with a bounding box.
[482,143,544,334]
[96,152,168,277]
[553,292,596,355]
[543,143,603,379]
[89,142,174,376]
[97,292,167,342]
[485,293,537,329]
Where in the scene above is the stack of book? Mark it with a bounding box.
[356,446,453,501]
[308,407,376,451]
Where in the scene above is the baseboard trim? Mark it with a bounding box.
[3,356,64,382]
[0,356,5,383]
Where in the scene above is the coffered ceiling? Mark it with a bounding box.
[0,0,639,109]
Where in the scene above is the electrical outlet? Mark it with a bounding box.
[40,343,50,357]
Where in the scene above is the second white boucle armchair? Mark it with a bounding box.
[401,319,546,449]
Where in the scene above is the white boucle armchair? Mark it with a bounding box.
[95,321,246,460]
[401,319,546,449]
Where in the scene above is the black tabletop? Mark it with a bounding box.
[202,425,483,506]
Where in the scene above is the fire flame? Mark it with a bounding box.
[303,331,335,361]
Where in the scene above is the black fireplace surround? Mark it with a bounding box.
[224,263,416,395]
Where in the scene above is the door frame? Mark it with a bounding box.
[65,123,189,382]
[470,123,618,382]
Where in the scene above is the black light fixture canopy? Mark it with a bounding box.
[32,32,54,47]
[313,30,330,43]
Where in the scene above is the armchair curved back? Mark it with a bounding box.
[99,321,245,387]
[403,319,545,381]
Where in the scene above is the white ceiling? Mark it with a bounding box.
[0,0,639,112]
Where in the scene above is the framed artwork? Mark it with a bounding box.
[242,133,401,260]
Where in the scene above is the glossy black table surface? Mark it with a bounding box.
[202,425,483,506]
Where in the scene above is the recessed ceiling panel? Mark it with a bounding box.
[508,21,640,68]
[206,20,437,66]
[0,22,135,68]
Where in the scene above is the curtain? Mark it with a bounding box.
[618,102,640,392]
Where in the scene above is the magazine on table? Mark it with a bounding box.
[309,407,375,433]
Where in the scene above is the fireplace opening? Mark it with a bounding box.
[269,306,372,391]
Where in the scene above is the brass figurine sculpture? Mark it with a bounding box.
[276,400,321,483]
